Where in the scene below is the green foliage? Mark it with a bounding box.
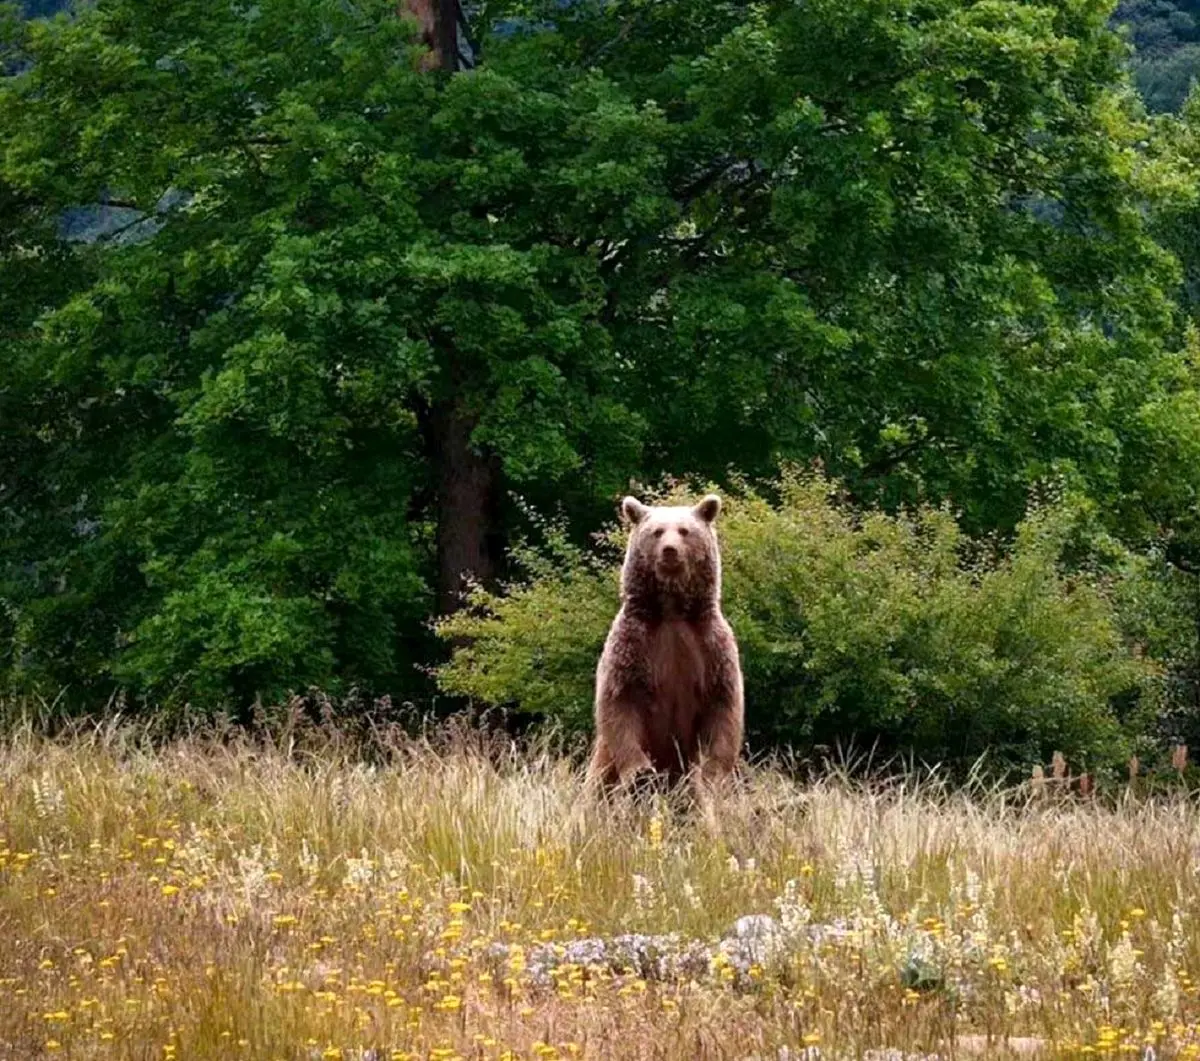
[0,0,653,708]
[1110,547,1200,746]
[1153,92,1200,312]
[538,0,1200,543]
[436,502,622,730]
[1,0,434,706]
[437,470,1160,775]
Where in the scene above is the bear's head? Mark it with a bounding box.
[619,494,724,617]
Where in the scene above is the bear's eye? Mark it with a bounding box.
[677,526,689,537]
[652,527,665,538]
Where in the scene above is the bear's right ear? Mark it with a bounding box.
[694,494,722,523]
[621,496,649,525]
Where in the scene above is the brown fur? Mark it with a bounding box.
[587,494,745,807]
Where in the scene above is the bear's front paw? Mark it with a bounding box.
[626,767,665,801]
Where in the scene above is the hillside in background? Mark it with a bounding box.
[19,0,67,16]
[1116,0,1200,110]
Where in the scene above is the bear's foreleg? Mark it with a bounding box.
[586,698,654,793]
[690,649,744,827]
[693,705,741,790]
[690,709,740,834]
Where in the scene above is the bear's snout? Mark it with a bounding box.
[653,527,689,575]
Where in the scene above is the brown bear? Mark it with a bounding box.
[586,493,744,805]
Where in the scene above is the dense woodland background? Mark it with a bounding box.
[6,0,1200,780]
[1117,0,1200,110]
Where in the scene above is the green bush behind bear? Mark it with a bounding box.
[436,468,1186,781]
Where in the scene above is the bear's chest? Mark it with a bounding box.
[646,620,708,719]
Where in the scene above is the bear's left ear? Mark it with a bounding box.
[694,494,722,523]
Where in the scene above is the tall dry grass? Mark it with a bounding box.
[3,718,1200,1059]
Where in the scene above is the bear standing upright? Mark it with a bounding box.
[587,493,744,801]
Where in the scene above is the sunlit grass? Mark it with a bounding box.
[4,718,1200,1059]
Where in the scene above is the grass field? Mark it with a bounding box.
[3,720,1200,1060]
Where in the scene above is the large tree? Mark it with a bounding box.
[567,0,1200,538]
[1,0,1197,711]
[0,0,660,707]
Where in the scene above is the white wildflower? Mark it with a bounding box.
[32,772,65,819]
[344,849,376,889]
[1108,932,1140,992]
[1154,967,1180,1020]
[235,844,270,899]
[298,838,320,885]
[632,873,655,910]
[775,879,811,938]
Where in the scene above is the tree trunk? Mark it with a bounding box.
[406,0,486,616]
[434,0,459,72]
[431,398,501,616]
[399,0,470,71]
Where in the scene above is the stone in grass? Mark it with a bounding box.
[723,914,789,967]
[858,1052,943,1061]
[950,1036,1049,1056]
[955,1040,1154,1059]
[482,932,712,986]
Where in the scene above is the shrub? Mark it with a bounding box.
[434,469,1161,778]
[1112,543,1200,753]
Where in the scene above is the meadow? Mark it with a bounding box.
[4,718,1200,1060]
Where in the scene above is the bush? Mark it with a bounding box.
[435,469,1162,778]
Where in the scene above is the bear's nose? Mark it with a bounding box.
[661,543,679,561]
